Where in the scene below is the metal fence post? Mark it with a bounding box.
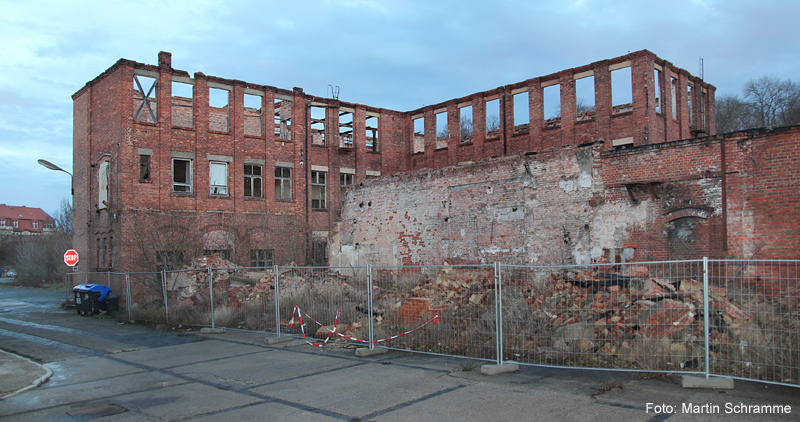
[208,267,215,329]
[703,257,710,380]
[106,270,111,287]
[161,270,169,323]
[368,264,374,350]
[494,262,503,365]
[274,265,281,337]
[125,272,132,321]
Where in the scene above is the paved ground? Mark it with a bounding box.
[1,282,799,421]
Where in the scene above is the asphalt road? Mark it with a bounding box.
[1,281,799,421]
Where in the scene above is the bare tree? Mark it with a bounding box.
[460,116,473,142]
[715,94,756,133]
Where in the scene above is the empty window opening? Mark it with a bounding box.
[543,83,561,125]
[250,249,274,268]
[171,80,193,128]
[243,93,263,136]
[209,161,228,196]
[611,66,633,113]
[139,154,150,181]
[311,171,326,209]
[340,172,353,203]
[244,164,262,198]
[671,77,678,119]
[513,91,529,130]
[209,88,230,132]
[435,111,448,148]
[172,158,192,193]
[365,114,379,151]
[575,76,595,121]
[339,109,354,148]
[485,98,501,137]
[98,161,109,210]
[459,105,473,143]
[700,90,706,130]
[133,74,157,123]
[310,105,326,146]
[412,116,425,153]
[275,166,292,200]
[274,97,293,140]
[654,69,663,114]
[687,85,694,126]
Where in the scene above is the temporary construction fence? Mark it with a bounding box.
[65,258,800,388]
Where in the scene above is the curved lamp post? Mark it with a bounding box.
[38,159,73,196]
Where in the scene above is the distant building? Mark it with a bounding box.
[0,205,55,235]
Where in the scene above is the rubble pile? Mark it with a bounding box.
[159,255,793,374]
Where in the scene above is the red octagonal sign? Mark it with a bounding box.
[64,249,79,267]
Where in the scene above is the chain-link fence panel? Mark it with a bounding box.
[501,260,706,373]
[708,260,800,386]
[127,271,168,323]
[205,267,277,332]
[277,266,370,346]
[372,265,497,361]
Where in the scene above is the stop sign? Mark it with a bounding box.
[64,249,79,267]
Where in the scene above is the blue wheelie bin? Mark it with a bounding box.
[72,284,112,315]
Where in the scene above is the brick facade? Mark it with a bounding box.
[73,50,720,271]
[332,126,800,266]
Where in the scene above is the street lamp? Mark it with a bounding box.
[38,159,73,195]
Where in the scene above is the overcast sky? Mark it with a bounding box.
[1,0,797,216]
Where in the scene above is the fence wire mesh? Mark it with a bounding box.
[373,265,497,361]
[707,260,800,385]
[69,258,799,387]
[501,260,706,373]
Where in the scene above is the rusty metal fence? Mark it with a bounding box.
[64,258,800,388]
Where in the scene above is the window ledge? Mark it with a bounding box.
[172,125,195,131]
[138,179,152,184]
[208,130,232,136]
[208,195,231,199]
[244,196,265,201]
[133,121,158,127]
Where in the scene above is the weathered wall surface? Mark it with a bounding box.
[332,144,659,266]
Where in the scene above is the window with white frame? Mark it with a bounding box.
[275,166,292,200]
[209,161,228,195]
[172,158,192,193]
[32,222,39,229]
[311,171,326,209]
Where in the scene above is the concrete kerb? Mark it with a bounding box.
[200,327,227,334]
[264,336,295,345]
[0,350,53,400]
[480,361,520,376]
[355,347,389,357]
[681,375,735,389]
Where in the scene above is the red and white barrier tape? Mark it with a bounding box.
[289,305,439,348]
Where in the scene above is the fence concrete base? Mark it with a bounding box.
[264,336,295,345]
[200,327,227,334]
[681,375,734,389]
[355,347,389,357]
[481,362,519,376]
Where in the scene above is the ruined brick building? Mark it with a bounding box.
[72,50,798,271]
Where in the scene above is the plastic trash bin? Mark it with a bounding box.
[72,284,112,315]
[100,295,121,314]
